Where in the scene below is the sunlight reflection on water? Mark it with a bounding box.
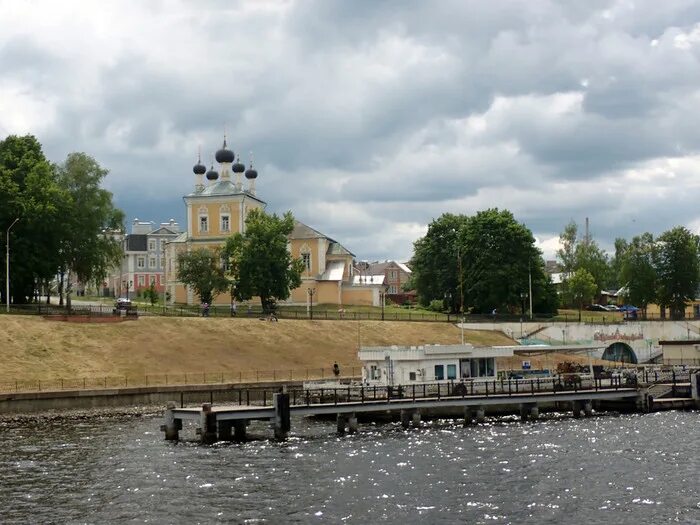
[0,411,698,524]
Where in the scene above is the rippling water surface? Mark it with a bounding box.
[0,410,698,524]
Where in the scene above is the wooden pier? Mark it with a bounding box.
[160,372,699,443]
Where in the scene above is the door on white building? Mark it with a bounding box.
[460,359,471,379]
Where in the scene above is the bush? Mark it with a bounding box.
[428,299,444,312]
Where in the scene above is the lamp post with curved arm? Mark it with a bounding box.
[6,218,19,313]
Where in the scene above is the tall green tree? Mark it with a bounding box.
[608,237,629,290]
[223,209,304,313]
[654,226,699,319]
[568,268,597,322]
[410,209,556,315]
[56,153,124,308]
[411,213,469,311]
[619,233,657,315]
[557,221,578,275]
[459,209,547,314]
[176,248,229,305]
[556,219,609,302]
[0,135,67,304]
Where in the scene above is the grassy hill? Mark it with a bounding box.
[0,316,606,388]
[0,316,515,383]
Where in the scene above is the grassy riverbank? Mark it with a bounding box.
[0,316,514,382]
[0,316,607,387]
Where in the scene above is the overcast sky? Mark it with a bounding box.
[2,0,700,263]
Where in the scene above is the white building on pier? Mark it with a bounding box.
[358,344,516,386]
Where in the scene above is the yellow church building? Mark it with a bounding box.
[163,138,385,307]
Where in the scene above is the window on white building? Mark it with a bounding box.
[447,364,457,380]
[434,364,445,380]
[149,257,156,268]
[199,216,208,233]
[137,257,145,269]
[389,285,398,294]
[138,275,145,286]
[148,240,156,251]
[221,214,230,232]
[302,252,311,272]
[149,276,156,285]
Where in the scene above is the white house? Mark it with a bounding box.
[358,344,516,386]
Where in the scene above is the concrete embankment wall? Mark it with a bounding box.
[0,381,300,414]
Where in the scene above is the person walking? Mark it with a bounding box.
[333,362,340,377]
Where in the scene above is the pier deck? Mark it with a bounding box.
[161,373,698,442]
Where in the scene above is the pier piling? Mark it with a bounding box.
[520,403,538,422]
[233,420,247,441]
[273,393,290,440]
[463,407,474,426]
[583,400,593,417]
[218,420,233,441]
[529,403,539,420]
[475,405,486,423]
[336,414,347,434]
[162,401,180,441]
[572,400,582,419]
[400,409,411,429]
[348,413,358,434]
[411,410,421,428]
[519,404,529,422]
[198,403,217,444]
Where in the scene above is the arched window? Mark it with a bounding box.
[198,206,208,233]
[300,243,311,273]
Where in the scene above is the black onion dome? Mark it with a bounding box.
[193,161,206,175]
[232,155,245,173]
[206,165,219,181]
[215,138,234,164]
[245,165,258,179]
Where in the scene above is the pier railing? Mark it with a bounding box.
[204,376,637,409]
[297,376,637,406]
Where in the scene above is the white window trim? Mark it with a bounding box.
[199,215,209,233]
[221,214,230,232]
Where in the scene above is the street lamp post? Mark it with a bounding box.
[6,218,19,313]
[380,287,387,321]
[528,261,533,320]
[307,288,316,320]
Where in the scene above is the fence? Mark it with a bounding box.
[0,366,361,394]
[4,303,700,324]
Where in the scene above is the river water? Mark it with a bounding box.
[0,410,698,524]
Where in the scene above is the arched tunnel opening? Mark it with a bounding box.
[601,342,638,364]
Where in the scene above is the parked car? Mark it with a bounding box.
[603,305,619,311]
[586,304,608,311]
[114,298,132,311]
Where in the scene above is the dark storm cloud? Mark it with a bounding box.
[3,0,700,262]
